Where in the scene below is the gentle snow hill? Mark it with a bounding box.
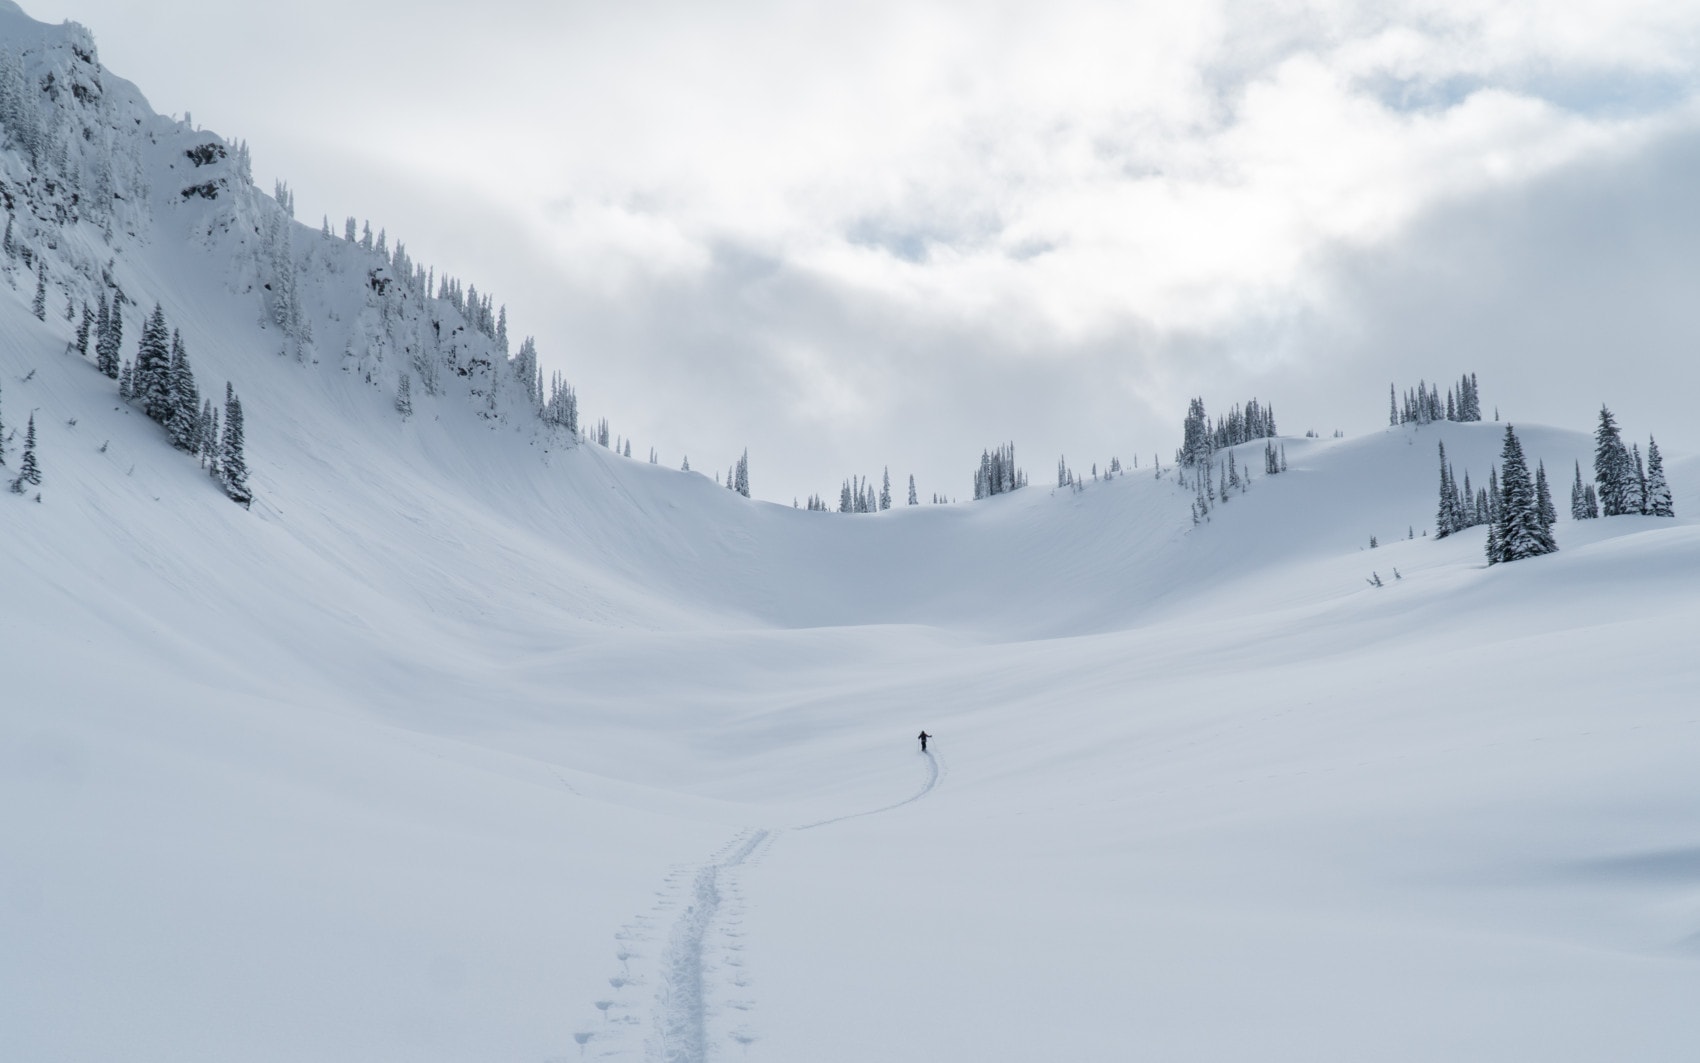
[4,6,1700,1061]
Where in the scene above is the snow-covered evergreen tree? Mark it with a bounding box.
[1631,443,1647,515]
[75,302,93,357]
[94,292,120,379]
[974,443,1023,499]
[1435,442,1457,539]
[219,382,251,507]
[1535,459,1556,532]
[543,372,578,435]
[1645,436,1673,517]
[1595,405,1634,516]
[733,450,750,498]
[134,304,173,424]
[880,467,891,511]
[31,262,46,320]
[908,474,918,506]
[9,412,40,493]
[1570,461,1596,520]
[1489,426,1555,564]
[395,373,413,419]
[166,329,200,451]
[198,398,217,468]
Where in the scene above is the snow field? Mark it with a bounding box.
[4,3,1700,1055]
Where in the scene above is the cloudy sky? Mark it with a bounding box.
[24,0,1700,503]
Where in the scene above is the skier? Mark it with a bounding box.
[917,730,931,753]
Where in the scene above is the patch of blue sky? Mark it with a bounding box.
[1364,68,1696,120]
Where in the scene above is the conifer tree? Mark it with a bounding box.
[395,373,413,419]
[9,412,39,493]
[1645,436,1674,517]
[135,304,173,424]
[1570,461,1594,520]
[31,262,46,320]
[1435,441,1456,538]
[166,330,200,451]
[880,467,892,511]
[75,302,93,357]
[733,449,750,498]
[1490,425,1555,563]
[1595,405,1633,516]
[1631,443,1648,515]
[908,474,918,506]
[219,382,251,507]
[117,359,134,401]
[1535,460,1556,531]
[198,398,217,467]
[94,292,119,378]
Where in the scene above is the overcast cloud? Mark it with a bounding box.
[21,0,1700,502]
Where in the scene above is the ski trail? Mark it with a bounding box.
[570,751,940,1059]
[652,829,769,1063]
[649,833,771,1054]
[571,829,772,1062]
[794,748,943,831]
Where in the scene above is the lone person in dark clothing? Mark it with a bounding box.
[918,730,931,753]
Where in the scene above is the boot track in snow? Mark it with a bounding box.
[570,752,941,1060]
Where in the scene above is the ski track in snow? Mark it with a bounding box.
[795,748,943,831]
[569,752,942,1060]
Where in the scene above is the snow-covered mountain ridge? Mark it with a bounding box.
[5,6,1700,1061]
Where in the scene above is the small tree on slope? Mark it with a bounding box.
[1488,425,1555,564]
[219,383,251,508]
[31,262,46,321]
[1595,405,1635,516]
[1570,461,1597,520]
[134,305,173,424]
[9,412,40,493]
[94,293,118,378]
[166,330,201,451]
[1535,460,1556,531]
[1435,442,1456,538]
[1645,437,1674,517]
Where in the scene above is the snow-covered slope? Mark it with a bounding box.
[4,6,1699,1061]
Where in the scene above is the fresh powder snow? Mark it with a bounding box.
[2,4,1699,1061]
